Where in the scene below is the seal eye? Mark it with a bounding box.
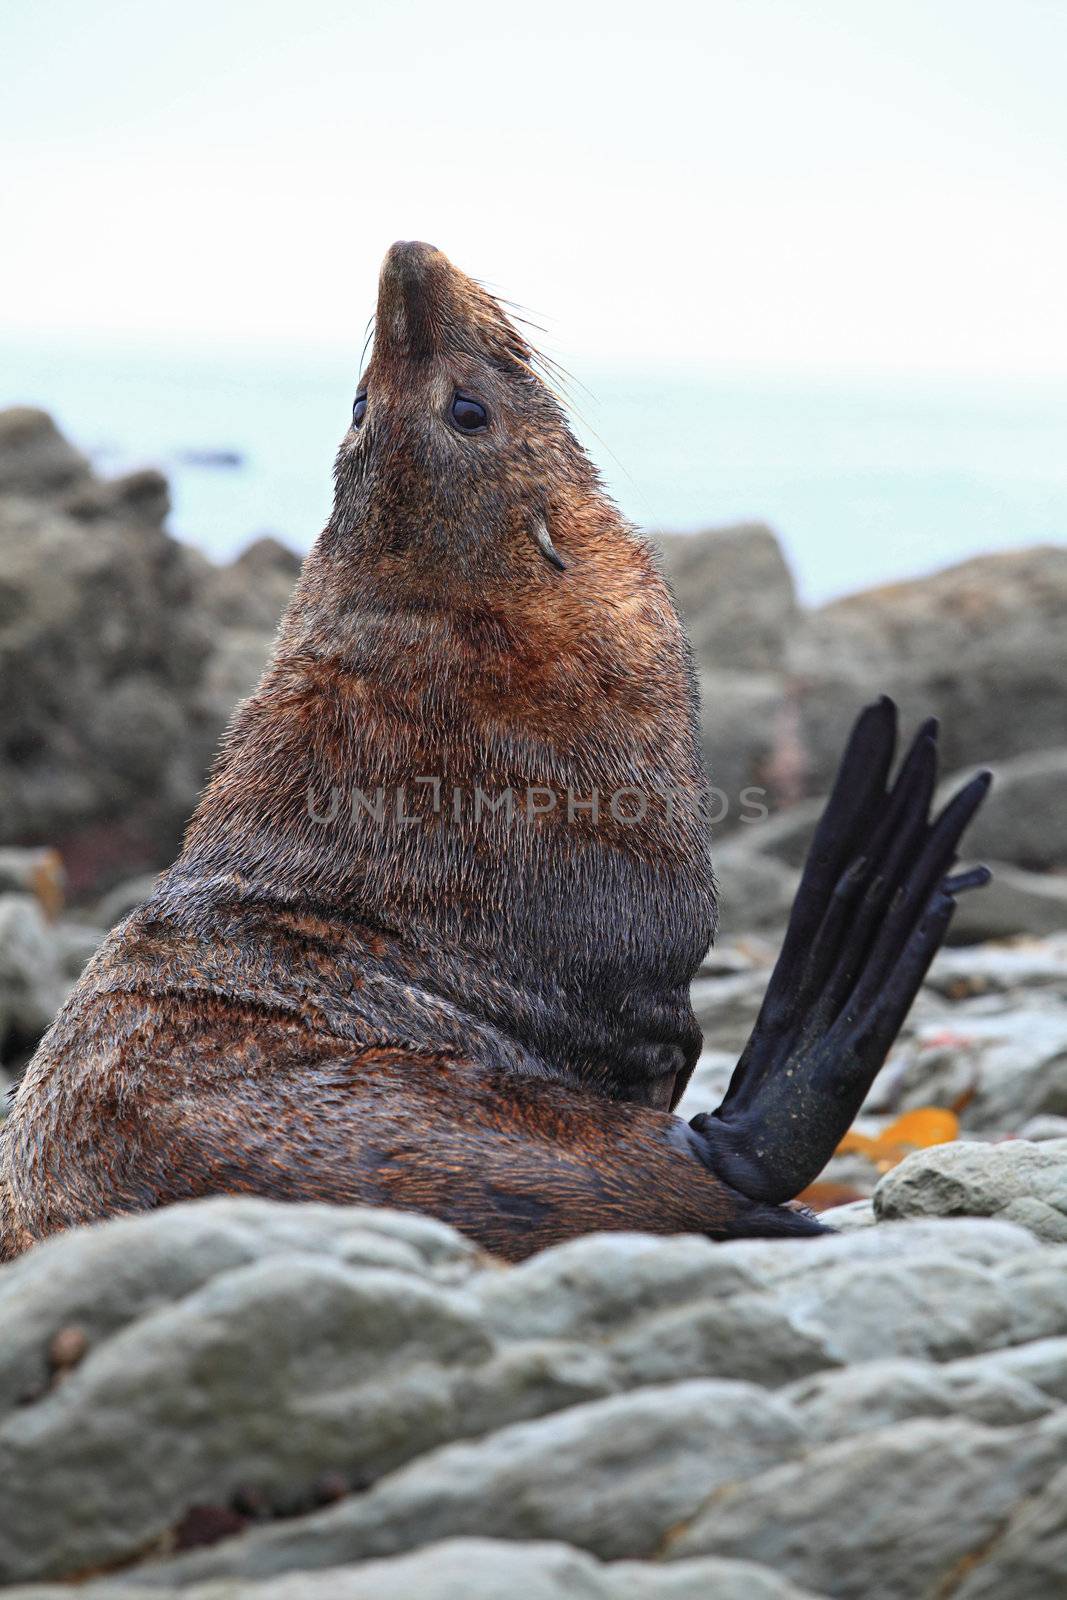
[352,393,367,427]
[450,393,488,433]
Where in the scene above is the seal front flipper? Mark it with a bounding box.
[689,698,992,1207]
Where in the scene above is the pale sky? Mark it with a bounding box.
[3,0,1067,379]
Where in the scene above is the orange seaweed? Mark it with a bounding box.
[835,1106,959,1173]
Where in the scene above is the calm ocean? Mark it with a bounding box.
[3,337,1065,604]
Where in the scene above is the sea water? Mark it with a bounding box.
[2,335,1065,605]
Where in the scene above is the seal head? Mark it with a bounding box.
[329,239,589,588]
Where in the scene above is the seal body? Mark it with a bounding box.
[0,242,737,1261]
[0,243,988,1262]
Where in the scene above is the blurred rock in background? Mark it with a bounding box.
[658,521,1067,945]
[0,409,212,895]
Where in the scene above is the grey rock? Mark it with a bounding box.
[717,838,1067,948]
[476,1233,765,1341]
[993,1249,1067,1344]
[0,1254,495,1582]
[651,525,809,836]
[711,838,799,936]
[948,861,1067,943]
[201,535,301,633]
[0,407,91,497]
[195,626,277,735]
[655,523,799,675]
[688,966,769,1050]
[946,1336,1067,1404]
[0,1197,480,1415]
[925,936,1067,998]
[697,671,793,835]
[696,934,777,978]
[770,1254,1017,1364]
[668,1413,1067,1600]
[52,919,106,979]
[4,1541,829,1600]
[954,1460,1067,1600]
[816,1200,877,1231]
[790,545,1067,787]
[728,795,822,870]
[94,873,161,929]
[610,1557,827,1600]
[712,1216,1041,1286]
[451,1340,620,1436]
[875,1139,1067,1241]
[0,893,70,1054]
[605,1290,835,1388]
[783,1354,1053,1442]
[63,465,172,529]
[890,1006,1067,1132]
[1018,1114,1067,1142]
[941,747,1067,873]
[0,847,66,914]
[0,427,212,888]
[188,537,300,741]
[5,1197,1067,1591]
[131,1380,804,1585]
[476,1232,834,1387]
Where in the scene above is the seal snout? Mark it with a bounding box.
[377,241,451,362]
[384,240,443,273]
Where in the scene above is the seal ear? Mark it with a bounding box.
[532,518,567,573]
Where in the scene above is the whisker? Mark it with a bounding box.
[478,279,620,455]
[359,315,376,375]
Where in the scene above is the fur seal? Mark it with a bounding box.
[0,242,990,1262]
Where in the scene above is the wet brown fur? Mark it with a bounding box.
[0,243,816,1262]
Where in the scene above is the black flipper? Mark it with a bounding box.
[690,698,991,1205]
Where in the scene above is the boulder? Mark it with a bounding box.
[200,535,302,634]
[953,1460,1067,1599]
[0,408,91,498]
[667,1413,1067,1600]
[51,919,105,980]
[712,836,799,934]
[0,847,65,918]
[790,545,1067,789]
[128,1380,805,1585]
[0,893,70,1061]
[1018,1115,1067,1142]
[944,748,1067,872]
[0,415,212,893]
[654,523,799,674]
[697,672,808,832]
[874,1139,1067,1242]
[782,1354,1053,1441]
[816,1199,876,1232]
[947,861,1067,943]
[2,1541,829,1600]
[924,938,1067,999]
[0,413,306,898]
[187,536,300,758]
[887,1007,1067,1133]
[2,1199,1066,1589]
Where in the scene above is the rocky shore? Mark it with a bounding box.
[2,1187,1067,1596]
[1,408,1065,1596]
